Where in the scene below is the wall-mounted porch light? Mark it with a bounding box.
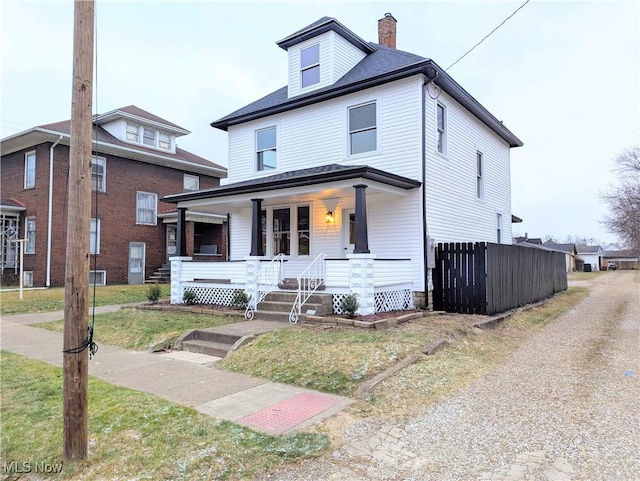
[325,211,334,224]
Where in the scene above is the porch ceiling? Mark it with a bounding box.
[162,164,421,212]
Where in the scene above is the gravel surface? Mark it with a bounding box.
[265,271,639,480]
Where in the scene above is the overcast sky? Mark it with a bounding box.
[2,0,638,245]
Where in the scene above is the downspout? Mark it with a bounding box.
[422,71,438,308]
[46,136,63,287]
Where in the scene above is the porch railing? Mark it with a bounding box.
[245,253,285,320]
[289,253,326,324]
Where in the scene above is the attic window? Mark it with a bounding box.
[300,44,320,88]
[126,122,172,150]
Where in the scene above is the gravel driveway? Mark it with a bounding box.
[267,271,639,481]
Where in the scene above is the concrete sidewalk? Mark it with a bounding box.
[1,308,352,435]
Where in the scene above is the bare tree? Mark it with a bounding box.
[601,146,640,253]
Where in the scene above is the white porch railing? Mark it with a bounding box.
[289,253,326,324]
[244,253,285,320]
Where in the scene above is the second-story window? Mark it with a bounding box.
[349,102,376,155]
[92,156,106,192]
[256,126,277,171]
[136,192,157,225]
[300,44,320,88]
[476,151,484,199]
[24,151,36,189]
[183,174,199,192]
[437,103,447,154]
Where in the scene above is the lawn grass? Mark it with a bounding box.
[0,284,162,316]
[0,351,329,480]
[34,309,243,351]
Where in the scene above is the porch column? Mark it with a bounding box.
[176,207,187,257]
[250,198,264,257]
[353,184,370,254]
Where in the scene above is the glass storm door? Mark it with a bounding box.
[128,242,145,285]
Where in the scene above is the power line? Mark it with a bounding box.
[445,0,531,71]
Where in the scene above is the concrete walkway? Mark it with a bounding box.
[1,307,352,435]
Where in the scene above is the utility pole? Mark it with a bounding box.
[63,0,94,462]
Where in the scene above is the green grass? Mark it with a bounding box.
[35,309,243,351]
[0,284,160,316]
[0,351,329,480]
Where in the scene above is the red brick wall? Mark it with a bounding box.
[1,142,223,286]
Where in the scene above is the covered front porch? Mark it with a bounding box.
[163,164,423,319]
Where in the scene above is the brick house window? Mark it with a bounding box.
[90,218,100,254]
[126,123,140,142]
[92,156,106,192]
[24,151,36,188]
[158,132,171,150]
[23,271,33,287]
[136,192,157,225]
[183,174,199,192]
[89,270,106,286]
[143,127,156,147]
[25,217,36,253]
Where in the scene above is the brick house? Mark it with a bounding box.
[0,105,227,287]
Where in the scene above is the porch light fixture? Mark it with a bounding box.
[325,211,334,224]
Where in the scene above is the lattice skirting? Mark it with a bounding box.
[182,285,245,306]
[332,289,413,314]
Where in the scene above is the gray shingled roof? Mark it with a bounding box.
[276,16,375,53]
[576,245,602,254]
[163,163,421,203]
[542,242,577,254]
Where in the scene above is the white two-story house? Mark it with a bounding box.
[164,14,523,318]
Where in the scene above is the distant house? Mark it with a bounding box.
[576,245,603,272]
[163,14,523,316]
[513,234,542,245]
[602,249,640,270]
[0,106,227,287]
[542,242,578,272]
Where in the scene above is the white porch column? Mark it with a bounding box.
[244,256,263,308]
[348,253,376,315]
[170,256,192,304]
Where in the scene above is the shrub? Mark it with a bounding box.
[340,293,359,318]
[231,290,249,309]
[146,284,163,304]
[183,289,197,305]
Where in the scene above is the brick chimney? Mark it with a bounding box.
[378,13,397,49]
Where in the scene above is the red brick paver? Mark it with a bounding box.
[238,392,340,435]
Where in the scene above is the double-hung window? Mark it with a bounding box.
[25,217,36,253]
[349,102,376,155]
[437,103,446,154]
[476,151,484,199]
[24,151,36,188]
[143,128,156,147]
[126,123,140,142]
[183,174,199,192]
[92,156,106,192]
[158,132,171,150]
[300,44,320,88]
[90,218,100,254]
[256,127,277,171]
[136,192,157,225]
[496,213,503,243]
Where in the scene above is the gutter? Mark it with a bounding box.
[46,135,63,287]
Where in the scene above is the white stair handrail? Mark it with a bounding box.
[289,253,325,323]
[245,253,285,320]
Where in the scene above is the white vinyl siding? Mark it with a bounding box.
[425,89,512,244]
[24,151,36,188]
[226,77,423,184]
[136,192,157,225]
[332,33,367,81]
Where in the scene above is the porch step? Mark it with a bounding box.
[146,266,171,284]
[254,291,333,322]
[180,339,233,358]
[278,278,325,291]
[175,329,242,358]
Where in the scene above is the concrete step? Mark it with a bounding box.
[253,311,292,323]
[265,291,331,305]
[193,330,241,345]
[181,339,231,358]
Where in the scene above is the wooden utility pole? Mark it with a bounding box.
[63,0,94,462]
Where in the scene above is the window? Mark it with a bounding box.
[497,213,503,243]
[273,208,291,255]
[300,44,320,88]
[183,174,200,192]
[25,217,35,253]
[256,127,277,171]
[349,102,376,155]
[143,127,156,146]
[23,271,33,287]
[92,156,106,192]
[126,123,140,142]
[159,132,171,150]
[24,151,36,188]
[476,151,484,199]
[136,192,157,225]
[437,103,446,154]
[89,270,106,286]
[90,218,100,254]
[297,206,310,255]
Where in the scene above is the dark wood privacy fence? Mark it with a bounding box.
[433,242,568,315]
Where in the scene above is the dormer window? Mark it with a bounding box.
[126,123,140,142]
[126,122,172,151]
[143,127,156,146]
[300,44,320,88]
[159,132,171,150]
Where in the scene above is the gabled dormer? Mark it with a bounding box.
[93,105,190,154]
[276,16,377,98]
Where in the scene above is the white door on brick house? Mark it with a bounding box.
[128,242,145,284]
[166,226,177,260]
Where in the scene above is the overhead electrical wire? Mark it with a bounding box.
[445,0,531,71]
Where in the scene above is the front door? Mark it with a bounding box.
[166,226,177,260]
[128,242,145,284]
[343,209,355,256]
